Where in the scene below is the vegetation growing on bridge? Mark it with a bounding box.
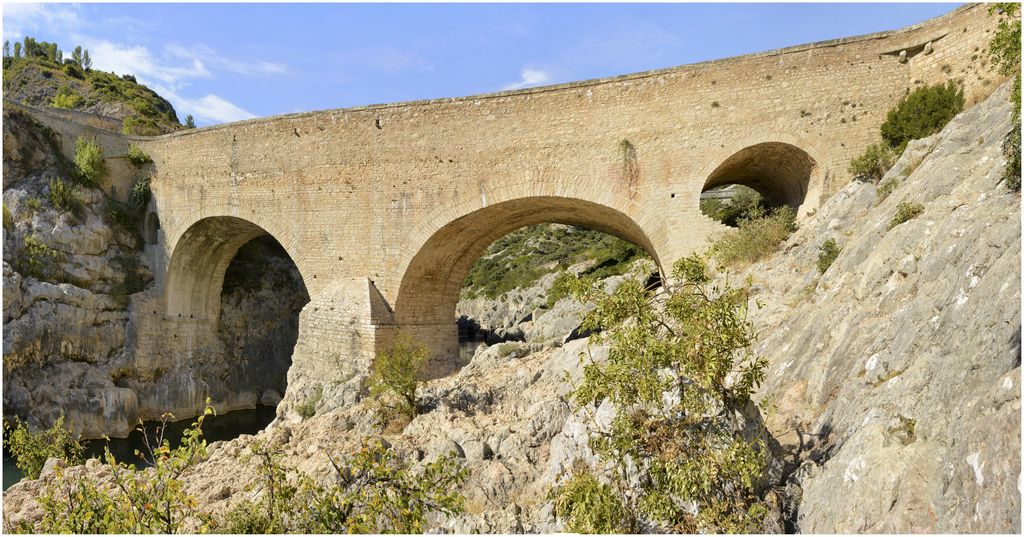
[550,255,771,533]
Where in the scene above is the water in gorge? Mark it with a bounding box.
[3,406,277,491]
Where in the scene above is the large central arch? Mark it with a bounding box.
[389,196,663,373]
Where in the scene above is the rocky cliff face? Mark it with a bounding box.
[741,80,1020,533]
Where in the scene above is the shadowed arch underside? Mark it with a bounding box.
[165,216,290,323]
[703,142,817,209]
[393,196,662,327]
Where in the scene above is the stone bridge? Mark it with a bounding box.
[17,4,1007,415]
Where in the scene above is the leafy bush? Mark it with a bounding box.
[19,235,64,280]
[369,334,428,425]
[3,203,13,231]
[876,177,900,201]
[711,206,796,267]
[51,87,81,109]
[74,137,106,186]
[47,177,83,218]
[880,82,964,154]
[700,185,763,227]
[889,202,924,229]
[550,255,772,533]
[816,238,842,274]
[215,438,467,533]
[28,408,214,534]
[988,3,1021,191]
[296,384,323,421]
[129,175,151,209]
[24,196,42,214]
[848,142,898,182]
[3,414,84,480]
[124,144,152,167]
[551,463,630,533]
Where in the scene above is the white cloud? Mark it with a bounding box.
[83,39,211,88]
[165,43,287,77]
[150,82,255,124]
[3,3,81,39]
[501,68,552,91]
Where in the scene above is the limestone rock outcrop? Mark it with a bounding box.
[741,80,1020,533]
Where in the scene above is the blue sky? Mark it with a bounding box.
[3,3,961,126]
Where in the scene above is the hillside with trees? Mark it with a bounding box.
[3,36,185,135]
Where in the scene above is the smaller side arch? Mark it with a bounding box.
[702,142,818,210]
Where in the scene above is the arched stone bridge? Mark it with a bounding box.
[17,4,1007,414]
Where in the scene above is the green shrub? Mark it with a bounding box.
[816,238,842,274]
[129,175,151,209]
[700,185,763,227]
[47,177,83,218]
[51,87,81,109]
[1003,125,1021,192]
[880,82,964,154]
[296,384,323,421]
[988,4,1021,192]
[124,144,152,167]
[24,196,42,214]
[73,137,106,185]
[19,235,64,280]
[30,407,214,533]
[876,177,900,201]
[551,464,630,533]
[551,255,772,533]
[215,438,467,533]
[711,206,797,267]
[3,203,13,231]
[3,414,84,480]
[889,202,925,229]
[369,334,428,425]
[849,142,897,182]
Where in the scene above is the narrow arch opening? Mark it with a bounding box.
[392,196,661,377]
[163,216,309,429]
[216,234,310,409]
[700,142,816,226]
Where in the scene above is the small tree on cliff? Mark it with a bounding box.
[551,255,773,533]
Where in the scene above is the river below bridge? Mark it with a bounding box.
[3,406,277,491]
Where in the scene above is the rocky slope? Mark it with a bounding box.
[740,80,1021,533]
[3,82,1019,533]
[3,55,181,134]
